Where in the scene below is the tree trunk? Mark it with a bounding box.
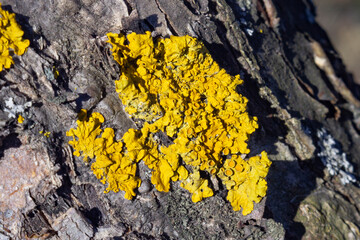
[1,0,360,239]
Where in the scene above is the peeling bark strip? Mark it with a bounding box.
[311,40,360,108]
[258,0,280,28]
[0,0,359,239]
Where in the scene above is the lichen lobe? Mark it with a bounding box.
[0,4,30,71]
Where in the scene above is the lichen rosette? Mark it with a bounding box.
[67,32,271,215]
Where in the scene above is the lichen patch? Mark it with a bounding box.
[67,32,271,215]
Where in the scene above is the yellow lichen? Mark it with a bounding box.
[67,32,271,215]
[67,109,141,199]
[17,114,24,123]
[181,171,214,202]
[0,4,30,71]
[66,109,105,162]
[218,152,271,214]
[53,66,59,79]
[91,153,141,200]
[39,130,51,138]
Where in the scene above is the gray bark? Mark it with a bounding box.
[0,0,360,239]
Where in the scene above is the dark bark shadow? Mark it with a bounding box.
[0,132,22,159]
[264,158,324,239]
[75,93,92,112]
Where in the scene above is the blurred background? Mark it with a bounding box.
[314,0,360,84]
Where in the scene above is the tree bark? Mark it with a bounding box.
[1,0,360,239]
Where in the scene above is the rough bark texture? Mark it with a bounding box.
[1,0,360,239]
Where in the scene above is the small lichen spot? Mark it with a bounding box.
[17,114,24,124]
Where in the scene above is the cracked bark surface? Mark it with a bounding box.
[0,0,360,239]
